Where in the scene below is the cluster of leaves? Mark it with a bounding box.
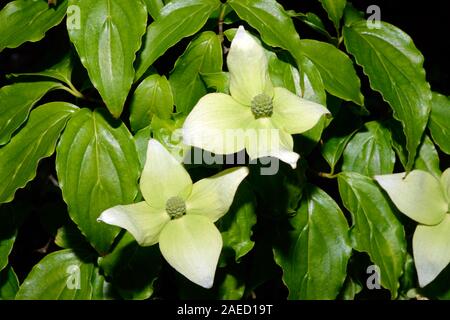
[0,0,449,300]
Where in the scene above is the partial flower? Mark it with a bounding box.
[375,169,450,287]
[183,26,330,169]
[98,139,249,288]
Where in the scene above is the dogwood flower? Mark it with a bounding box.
[375,169,450,287]
[183,26,330,169]
[98,139,249,288]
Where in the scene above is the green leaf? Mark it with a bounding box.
[0,102,78,204]
[68,0,148,117]
[0,266,19,300]
[319,0,347,29]
[55,222,94,255]
[130,74,174,132]
[295,55,327,105]
[299,40,364,105]
[339,276,362,300]
[8,53,75,87]
[414,135,441,178]
[290,12,332,40]
[216,271,245,300]
[136,0,221,80]
[0,215,15,273]
[429,93,450,155]
[321,108,360,173]
[219,183,257,262]
[56,109,140,254]
[0,0,68,51]
[15,250,105,300]
[338,172,407,297]
[268,52,300,95]
[342,121,395,176]
[0,81,63,146]
[99,232,162,300]
[201,72,230,94]
[134,125,152,170]
[344,21,432,170]
[142,0,164,19]
[0,202,29,273]
[273,185,352,300]
[170,31,223,115]
[228,0,302,55]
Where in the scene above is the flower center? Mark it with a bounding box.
[165,196,186,219]
[251,93,273,119]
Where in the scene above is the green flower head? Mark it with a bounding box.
[98,139,249,288]
[375,169,450,287]
[182,26,330,169]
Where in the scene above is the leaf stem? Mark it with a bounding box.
[218,3,228,43]
[60,83,85,99]
[317,171,338,179]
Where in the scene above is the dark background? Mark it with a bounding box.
[0,0,449,298]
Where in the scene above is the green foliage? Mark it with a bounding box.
[0,0,447,300]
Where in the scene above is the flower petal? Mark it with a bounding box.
[140,139,192,208]
[159,215,222,289]
[246,118,299,168]
[375,171,448,225]
[441,168,450,203]
[413,215,450,287]
[98,201,169,246]
[272,87,330,134]
[227,26,273,105]
[183,93,254,155]
[186,167,249,222]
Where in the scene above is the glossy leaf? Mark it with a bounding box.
[0,102,78,204]
[136,0,221,80]
[320,106,362,172]
[170,32,223,114]
[0,0,68,51]
[201,72,230,94]
[295,55,327,105]
[16,250,105,300]
[228,0,301,55]
[0,81,63,146]
[134,125,152,169]
[130,74,174,132]
[344,21,432,170]
[0,211,15,272]
[0,266,19,300]
[339,276,363,300]
[338,172,407,297]
[142,0,164,19]
[99,232,162,300]
[8,53,75,87]
[0,202,29,272]
[68,0,148,117]
[291,12,332,39]
[414,135,441,178]
[429,93,450,155]
[274,185,352,300]
[342,121,395,176]
[219,183,257,262]
[299,40,363,105]
[56,109,140,254]
[319,0,347,28]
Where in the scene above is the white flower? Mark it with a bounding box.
[183,26,330,169]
